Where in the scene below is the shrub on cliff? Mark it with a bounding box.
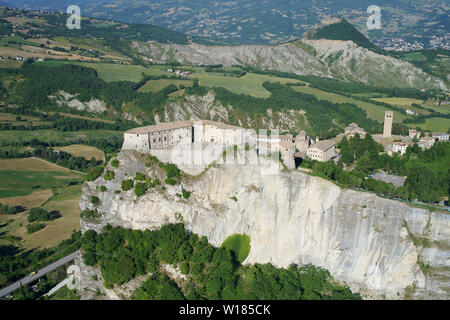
[121,179,134,191]
[165,177,177,185]
[182,189,191,199]
[111,159,119,168]
[104,170,115,181]
[91,196,100,205]
[134,182,147,197]
[161,163,180,179]
[134,172,146,181]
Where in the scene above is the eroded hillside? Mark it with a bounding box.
[132,40,448,91]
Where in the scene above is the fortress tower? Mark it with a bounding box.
[383,111,393,138]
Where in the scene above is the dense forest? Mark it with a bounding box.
[209,82,382,134]
[82,223,361,300]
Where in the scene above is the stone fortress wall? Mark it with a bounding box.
[122,119,298,170]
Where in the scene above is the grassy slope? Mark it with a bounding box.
[292,86,407,123]
[406,118,450,132]
[55,144,105,161]
[221,234,251,263]
[0,157,83,198]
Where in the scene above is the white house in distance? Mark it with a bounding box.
[392,142,408,155]
[307,140,336,162]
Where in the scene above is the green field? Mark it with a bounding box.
[221,234,251,263]
[0,168,83,198]
[192,72,306,98]
[0,129,123,144]
[292,86,407,123]
[138,79,193,93]
[406,118,450,133]
[403,52,428,62]
[372,97,424,106]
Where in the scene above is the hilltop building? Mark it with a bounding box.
[383,111,393,138]
[345,123,366,138]
[307,140,336,162]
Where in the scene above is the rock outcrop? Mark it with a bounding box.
[77,149,450,299]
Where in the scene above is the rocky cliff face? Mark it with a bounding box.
[159,92,306,132]
[77,150,450,300]
[132,40,448,91]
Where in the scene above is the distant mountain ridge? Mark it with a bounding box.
[0,0,448,47]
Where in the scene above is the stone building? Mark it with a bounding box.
[307,140,336,162]
[345,123,366,138]
[418,137,435,150]
[122,120,244,152]
[383,111,393,138]
[432,132,449,142]
[408,129,420,139]
[295,130,311,152]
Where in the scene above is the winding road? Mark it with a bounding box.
[0,250,79,298]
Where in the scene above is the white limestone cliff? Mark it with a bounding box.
[77,150,450,299]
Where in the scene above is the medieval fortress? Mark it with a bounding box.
[122,119,316,173]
